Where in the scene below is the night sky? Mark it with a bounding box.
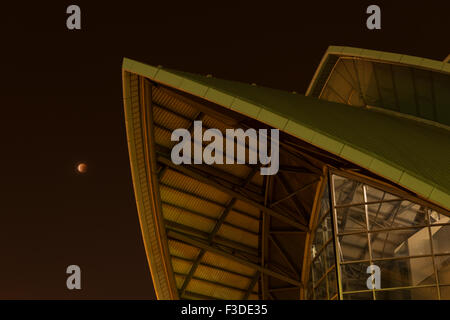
[0,1,448,299]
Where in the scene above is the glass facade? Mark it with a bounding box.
[307,171,450,300]
[307,184,338,300]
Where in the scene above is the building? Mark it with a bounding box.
[122,46,450,300]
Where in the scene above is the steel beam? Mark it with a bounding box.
[269,234,299,278]
[159,182,259,222]
[171,255,253,279]
[162,201,258,235]
[158,156,308,231]
[275,174,310,224]
[164,220,258,257]
[179,250,205,296]
[175,271,257,295]
[168,230,303,287]
[243,271,260,299]
[271,178,319,209]
[269,286,300,293]
[182,291,219,300]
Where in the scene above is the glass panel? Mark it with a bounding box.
[318,185,330,219]
[332,175,364,205]
[312,236,323,254]
[340,262,371,292]
[338,233,369,262]
[311,251,326,283]
[436,255,450,285]
[367,201,402,229]
[308,178,333,300]
[376,257,435,288]
[336,205,367,233]
[375,287,438,300]
[431,225,450,254]
[313,216,333,252]
[430,210,450,224]
[365,185,400,203]
[327,269,337,298]
[440,286,450,300]
[370,228,431,259]
[314,278,327,300]
[318,173,449,300]
[306,277,314,300]
[325,241,336,267]
[342,291,374,300]
[368,201,428,230]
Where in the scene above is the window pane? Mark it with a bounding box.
[431,225,450,254]
[338,233,369,262]
[318,185,330,220]
[376,257,435,288]
[370,228,431,259]
[332,175,364,205]
[340,262,371,292]
[375,287,438,300]
[365,185,400,203]
[321,173,449,300]
[368,201,428,230]
[440,286,450,300]
[313,217,333,252]
[327,269,337,298]
[435,255,450,285]
[369,200,428,230]
[314,279,327,300]
[325,241,336,268]
[430,210,450,225]
[311,251,326,283]
[336,205,367,233]
[367,201,403,229]
[306,277,314,300]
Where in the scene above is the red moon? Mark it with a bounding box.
[77,163,88,173]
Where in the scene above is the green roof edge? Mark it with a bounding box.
[122,57,450,211]
[306,45,450,97]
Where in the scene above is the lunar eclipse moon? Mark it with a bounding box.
[76,163,88,174]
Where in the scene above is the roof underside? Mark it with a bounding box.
[124,73,326,300]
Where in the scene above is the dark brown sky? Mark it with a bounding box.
[0,1,448,299]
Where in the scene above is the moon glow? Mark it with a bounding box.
[77,163,88,173]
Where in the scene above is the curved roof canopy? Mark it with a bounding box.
[122,47,450,299]
[306,46,450,128]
